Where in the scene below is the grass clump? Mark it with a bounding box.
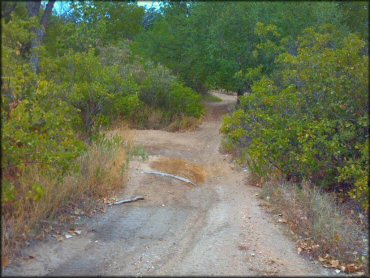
[167,116,202,132]
[129,145,149,161]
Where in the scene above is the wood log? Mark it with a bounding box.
[112,196,144,205]
[142,170,196,186]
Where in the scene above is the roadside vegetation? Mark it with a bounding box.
[1,1,203,264]
[221,25,368,210]
[259,181,368,274]
[1,1,368,273]
[214,3,367,273]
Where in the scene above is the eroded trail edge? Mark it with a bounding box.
[3,93,329,276]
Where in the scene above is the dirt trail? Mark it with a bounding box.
[3,93,331,276]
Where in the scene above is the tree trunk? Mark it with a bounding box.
[27,1,41,17]
[41,0,55,30]
[236,89,244,106]
[27,0,55,74]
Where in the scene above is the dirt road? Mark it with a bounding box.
[3,93,331,276]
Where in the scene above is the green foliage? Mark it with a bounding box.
[41,49,120,137]
[168,83,204,118]
[2,181,16,204]
[338,2,369,41]
[134,2,362,92]
[44,2,145,55]
[99,53,205,125]
[2,7,204,193]
[221,26,369,208]
[338,140,369,206]
[2,80,85,176]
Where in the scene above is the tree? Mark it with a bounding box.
[134,2,358,94]
[26,0,56,73]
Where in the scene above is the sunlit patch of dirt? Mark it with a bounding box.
[150,157,207,185]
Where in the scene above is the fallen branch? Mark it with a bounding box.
[142,170,196,186]
[112,196,144,205]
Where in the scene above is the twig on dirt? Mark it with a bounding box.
[142,170,196,186]
[112,196,144,205]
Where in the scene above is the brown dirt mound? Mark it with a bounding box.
[150,157,207,185]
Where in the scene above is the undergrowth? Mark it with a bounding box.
[2,128,132,265]
[126,106,202,132]
[259,181,368,274]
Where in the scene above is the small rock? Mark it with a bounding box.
[65,234,72,239]
[251,253,255,257]
[335,269,341,274]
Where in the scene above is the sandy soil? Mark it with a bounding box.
[3,93,333,276]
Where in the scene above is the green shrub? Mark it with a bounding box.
[168,83,204,118]
[221,25,369,208]
[2,80,85,178]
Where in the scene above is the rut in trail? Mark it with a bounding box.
[3,93,331,276]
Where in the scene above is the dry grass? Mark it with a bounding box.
[150,157,207,185]
[166,116,202,132]
[2,126,133,266]
[147,109,166,129]
[121,104,202,132]
[259,181,368,273]
[127,106,167,130]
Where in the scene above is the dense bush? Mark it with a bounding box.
[2,16,85,181]
[221,25,369,208]
[98,48,204,127]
